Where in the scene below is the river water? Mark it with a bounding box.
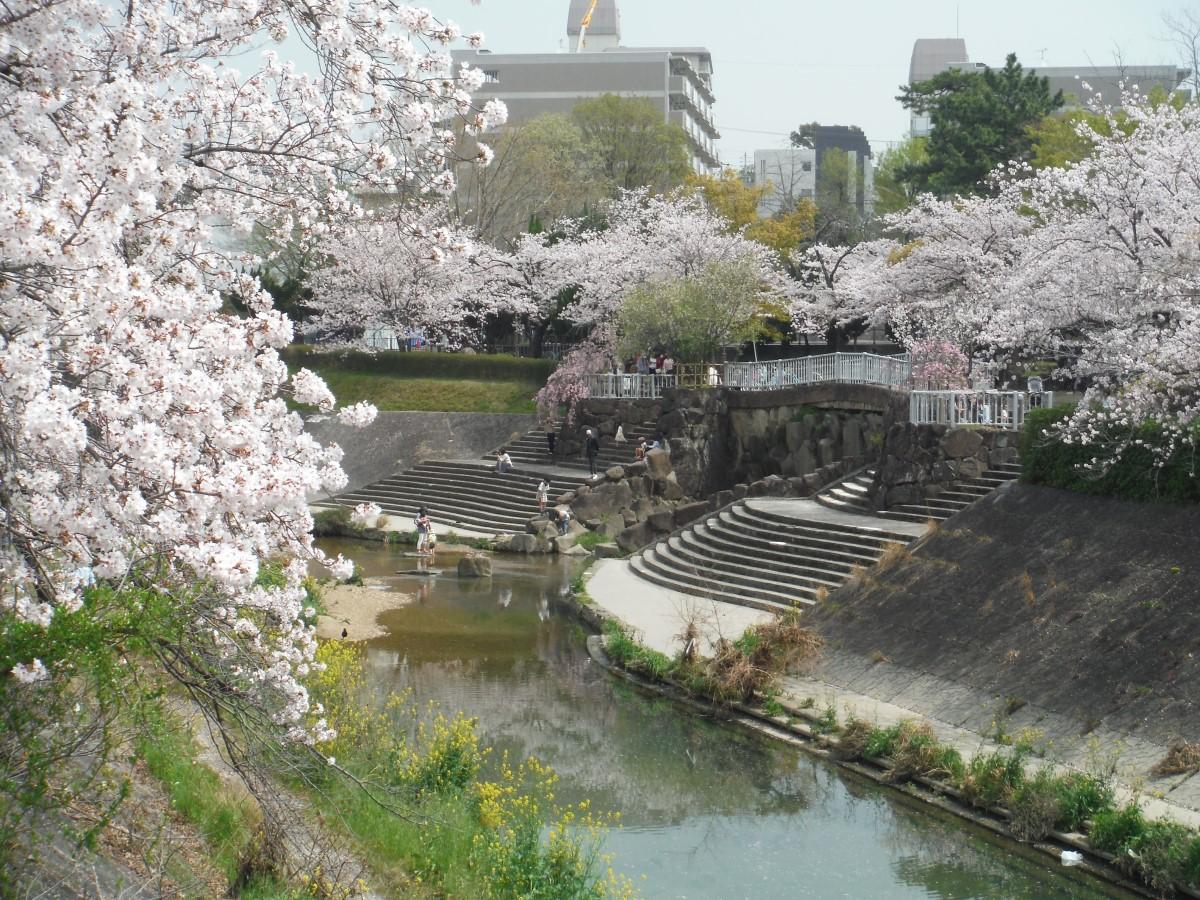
[320,539,1126,900]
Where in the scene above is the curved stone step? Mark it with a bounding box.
[715,510,893,564]
[665,534,846,591]
[631,548,807,613]
[684,523,859,577]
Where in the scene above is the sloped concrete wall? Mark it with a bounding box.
[304,411,536,494]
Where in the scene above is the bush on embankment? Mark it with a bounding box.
[284,346,554,382]
[1021,405,1200,503]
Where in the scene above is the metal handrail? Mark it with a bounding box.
[581,352,913,400]
[909,390,1055,431]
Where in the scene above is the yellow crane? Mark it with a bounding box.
[576,0,599,51]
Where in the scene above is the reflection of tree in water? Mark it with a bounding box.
[884,802,1116,899]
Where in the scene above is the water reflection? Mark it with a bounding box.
[320,539,1126,900]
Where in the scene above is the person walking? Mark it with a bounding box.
[545,426,557,457]
[584,429,601,477]
[536,478,550,514]
[614,423,627,445]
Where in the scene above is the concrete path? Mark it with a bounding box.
[746,497,928,537]
[584,558,773,655]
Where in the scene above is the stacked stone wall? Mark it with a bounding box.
[872,423,1021,510]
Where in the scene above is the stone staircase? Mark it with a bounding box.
[816,463,1022,523]
[326,461,589,535]
[628,499,920,613]
[487,421,658,473]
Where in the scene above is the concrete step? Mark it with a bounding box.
[631,548,809,614]
[676,528,854,582]
[348,484,537,523]
[691,521,864,573]
[711,513,886,568]
[657,537,838,599]
[738,504,915,546]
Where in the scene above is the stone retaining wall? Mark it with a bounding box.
[872,423,1020,509]
[566,386,906,499]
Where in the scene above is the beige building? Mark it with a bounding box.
[452,0,720,172]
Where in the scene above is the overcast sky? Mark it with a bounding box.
[428,0,1194,164]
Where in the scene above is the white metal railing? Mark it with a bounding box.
[581,374,677,400]
[723,352,911,392]
[909,390,1055,431]
[581,352,912,399]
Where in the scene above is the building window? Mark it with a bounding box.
[483,69,500,83]
[802,161,813,172]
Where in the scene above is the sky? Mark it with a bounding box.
[427,0,1195,164]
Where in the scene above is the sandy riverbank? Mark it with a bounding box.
[316,582,414,641]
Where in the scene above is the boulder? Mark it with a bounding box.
[712,489,735,510]
[594,543,624,559]
[785,420,809,453]
[596,515,625,539]
[956,456,986,479]
[506,533,551,554]
[605,466,626,482]
[526,518,557,539]
[644,448,673,480]
[571,480,634,522]
[942,428,984,459]
[732,483,749,500]
[656,478,686,501]
[787,476,810,496]
[625,460,649,477]
[616,521,655,554]
[457,555,492,578]
[990,445,1020,466]
[631,497,655,522]
[647,509,675,533]
[886,484,924,507]
[674,500,710,528]
[748,479,770,497]
[560,543,591,557]
[556,492,576,505]
[621,509,638,527]
[802,472,823,493]
[568,519,588,538]
[763,474,791,497]
[553,534,577,553]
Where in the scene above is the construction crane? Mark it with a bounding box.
[576,0,599,52]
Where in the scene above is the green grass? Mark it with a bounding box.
[313,370,539,414]
[283,348,550,414]
[576,531,610,551]
[135,710,260,885]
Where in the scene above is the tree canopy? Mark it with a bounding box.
[872,136,928,214]
[570,94,692,194]
[898,53,1063,196]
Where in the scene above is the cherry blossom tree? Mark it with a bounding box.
[306,206,487,346]
[0,0,501,834]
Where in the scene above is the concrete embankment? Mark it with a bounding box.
[807,482,1200,814]
[305,411,536,493]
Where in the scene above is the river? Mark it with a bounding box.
[319,538,1127,900]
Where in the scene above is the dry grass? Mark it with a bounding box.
[1151,742,1200,778]
[707,613,823,703]
[1020,570,1037,606]
[832,718,874,760]
[874,541,911,574]
[812,585,830,603]
[870,649,890,665]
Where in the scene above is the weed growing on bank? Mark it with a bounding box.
[303,641,637,898]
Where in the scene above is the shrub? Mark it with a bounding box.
[1125,820,1197,893]
[1151,742,1200,778]
[957,748,1028,810]
[833,718,874,761]
[1054,772,1115,832]
[602,620,673,681]
[1020,405,1200,503]
[863,724,902,760]
[1009,769,1062,842]
[1088,803,1146,855]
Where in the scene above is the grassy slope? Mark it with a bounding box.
[285,348,548,414]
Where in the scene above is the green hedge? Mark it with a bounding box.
[1020,405,1200,503]
[283,346,554,382]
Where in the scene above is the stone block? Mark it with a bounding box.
[631,497,655,521]
[732,483,749,500]
[571,480,634,522]
[748,478,770,497]
[957,456,985,479]
[787,476,810,496]
[990,446,1020,466]
[942,428,983,459]
[526,518,556,539]
[605,466,625,481]
[762,474,790,497]
[886,484,924,507]
[621,509,638,527]
[506,533,551,554]
[553,534,577,553]
[792,442,817,477]
[616,521,655,553]
[556,492,576,505]
[625,460,648,476]
[594,543,624,559]
[647,509,675,532]
[712,489,735,509]
[674,500,709,528]
[656,478,685,501]
[803,472,823,493]
[457,555,492,578]
[560,543,591,557]
[645,449,673,480]
[842,420,864,459]
[785,420,808,452]
[597,515,625,539]
[817,436,838,467]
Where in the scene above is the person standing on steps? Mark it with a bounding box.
[536,478,550,514]
[545,424,557,458]
[584,428,600,477]
[614,423,627,445]
[496,450,514,474]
